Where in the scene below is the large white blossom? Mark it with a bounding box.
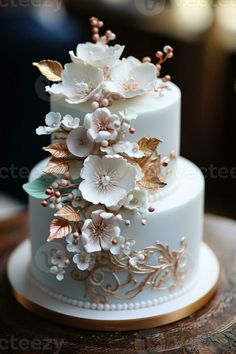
[81,210,120,253]
[36,112,61,135]
[110,57,157,98]
[46,62,103,104]
[69,41,125,69]
[84,108,120,143]
[79,155,137,207]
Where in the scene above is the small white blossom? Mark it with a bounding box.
[124,187,148,213]
[61,114,80,131]
[51,250,69,269]
[110,235,135,256]
[36,112,61,135]
[121,108,138,122]
[50,266,66,281]
[73,252,94,271]
[66,233,81,253]
[102,141,143,158]
[129,251,147,268]
[84,108,120,143]
[81,210,120,253]
[69,41,125,69]
[79,155,137,207]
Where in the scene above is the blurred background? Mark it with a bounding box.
[0,0,235,223]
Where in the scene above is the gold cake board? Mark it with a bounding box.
[7,240,219,331]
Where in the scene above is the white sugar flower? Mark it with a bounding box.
[129,251,147,268]
[69,41,125,69]
[124,187,148,213]
[51,250,69,269]
[101,141,144,158]
[36,112,61,135]
[73,252,94,271]
[67,126,95,158]
[50,266,66,281]
[110,235,135,256]
[79,155,137,207]
[71,189,87,208]
[66,233,81,253]
[81,210,120,253]
[110,57,157,98]
[121,108,138,122]
[84,108,121,143]
[46,62,103,104]
[61,114,80,131]
[123,142,144,158]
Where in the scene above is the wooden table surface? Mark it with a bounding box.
[0,213,236,354]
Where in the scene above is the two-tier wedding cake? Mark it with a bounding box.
[8,17,219,330]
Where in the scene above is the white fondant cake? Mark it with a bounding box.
[24,17,206,313]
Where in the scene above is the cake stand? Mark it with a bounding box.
[7,239,219,331]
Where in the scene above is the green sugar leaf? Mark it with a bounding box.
[23,174,57,199]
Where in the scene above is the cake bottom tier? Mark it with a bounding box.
[29,157,204,309]
[8,240,219,330]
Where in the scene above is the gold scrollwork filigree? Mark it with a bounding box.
[71,237,189,304]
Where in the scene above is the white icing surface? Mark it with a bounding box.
[29,157,204,305]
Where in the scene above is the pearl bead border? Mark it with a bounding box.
[29,271,198,311]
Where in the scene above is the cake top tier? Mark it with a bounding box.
[33,16,174,109]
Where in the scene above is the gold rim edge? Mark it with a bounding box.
[10,280,218,331]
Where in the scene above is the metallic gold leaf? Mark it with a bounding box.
[32,60,63,82]
[43,143,70,159]
[55,205,80,222]
[47,219,72,241]
[138,137,162,155]
[43,157,69,175]
[138,154,166,190]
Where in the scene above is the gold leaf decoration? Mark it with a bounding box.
[43,143,70,159]
[55,205,80,222]
[127,136,165,190]
[71,237,189,302]
[43,157,69,175]
[138,137,162,155]
[32,60,63,82]
[47,219,72,241]
[139,154,166,190]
